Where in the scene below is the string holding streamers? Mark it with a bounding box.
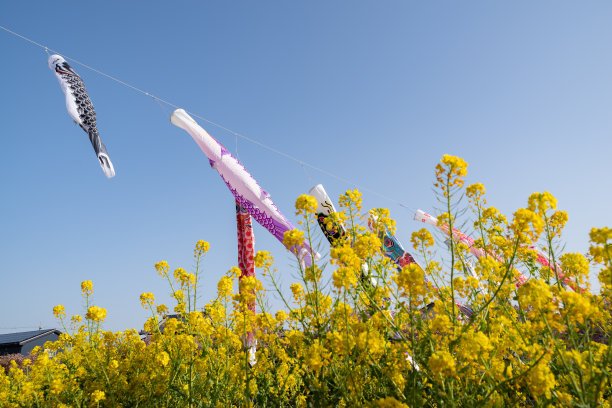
[235,132,240,161]
[301,162,313,186]
[151,94,170,116]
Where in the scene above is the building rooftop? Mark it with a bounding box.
[0,329,61,346]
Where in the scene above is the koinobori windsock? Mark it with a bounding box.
[309,184,346,245]
[310,184,377,285]
[236,199,256,361]
[170,109,317,266]
[367,215,422,272]
[415,209,579,290]
[368,215,473,317]
[48,54,115,178]
[415,209,539,288]
[236,200,256,284]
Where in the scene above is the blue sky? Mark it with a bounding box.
[1,1,611,333]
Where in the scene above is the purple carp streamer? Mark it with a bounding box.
[48,55,115,178]
[170,109,316,267]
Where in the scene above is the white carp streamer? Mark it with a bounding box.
[48,54,115,178]
[170,109,317,267]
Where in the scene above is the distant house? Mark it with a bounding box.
[0,329,61,356]
[139,312,208,338]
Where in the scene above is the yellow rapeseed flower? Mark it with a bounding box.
[411,228,434,250]
[527,191,557,215]
[559,290,595,324]
[560,252,589,285]
[436,154,468,190]
[91,390,105,404]
[156,304,169,315]
[194,240,210,257]
[229,266,242,279]
[394,263,426,296]
[155,260,169,278]
[339,189,363,212]
[511,208,544,242]
[466,182,485,199]
[140,292,155,308]
[85,306,107,322]
[157,351,170,367]
[52,304,66,318]
[353,232,381,259]
[375,397,409,407]
[283,229,305,251]
[81,280,93,296]
[428,350,456,376]
[294,194,317,215]
[290,283,304,302]
[254,250,274,268]
[217,276,234,298]
[526,360,556,399]
[332,267,358,290]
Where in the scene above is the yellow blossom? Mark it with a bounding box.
[428,350,456,376]
[157,351,170,367]
[155,260,169,278]
[339,189,363,213]
[435,154,468,191]
[91,390,105,404]
[217,276,234,298]
[559,252,589,286]
[526,360,556,399]
[466,182,485,199]
[156,304,169,315]
[139,292,155,308]
[353,232,381,259]
[394,263,426,296]
[294,194,317,214]
[194,240,210,257]
[590,226,612,245]
[411,228,434,250]
[511,208,544,242]
[375,397,409,407]
[85,306,107,322]
[332,267,358,290]
[527,191,557,214]
[254,250,274,268]
[81,280,93,296]
[53,304,66,318]
[290,283,304,302]
[283,229,305,252]
[174,267,195,288]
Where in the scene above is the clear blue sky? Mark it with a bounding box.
[1,1,611,333]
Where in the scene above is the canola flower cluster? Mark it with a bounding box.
[0,156,610,407]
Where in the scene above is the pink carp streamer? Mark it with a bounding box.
[528,245,580,292]
[414,209,528,286]
[170,109,317,267]
[414,209,577,291]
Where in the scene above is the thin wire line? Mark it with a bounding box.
[301,163,313,186]
[1,24,418,213]
[151,95,171,116]
[234,133,240,161]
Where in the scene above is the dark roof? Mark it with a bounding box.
[0,330,61,346]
